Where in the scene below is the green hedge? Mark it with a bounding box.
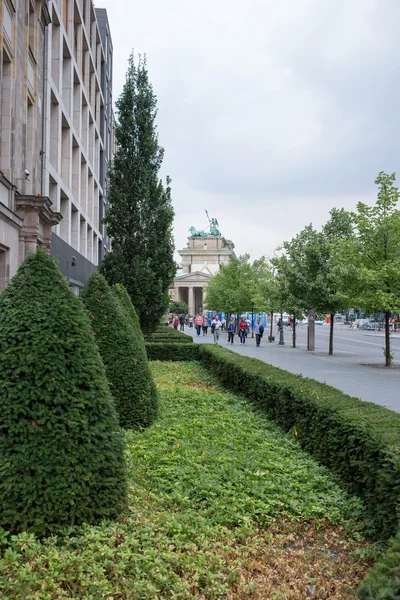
[155,326,191,339]
[146,342,200,361]
[145,335,193,344]
[0,251,127,536]
[196,345,400,541]
[81,275,157,429]
[357,530,400,599]
[112,283,158,418]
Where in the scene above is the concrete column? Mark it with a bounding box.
[197,287,204,313]
[202,288,207,312]
[188,286,195,315]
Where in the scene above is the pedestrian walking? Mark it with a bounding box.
[179,314,185,332]
[202,315,209,335]
[254,317,264,347]
[221,317,226,331]
[173,315,179,330]
[227,315,236,344]
[277,318,282,334]
[211,315,222,344]
[239,317,249,344]
[189,315,193,328]
[194,314,203,336]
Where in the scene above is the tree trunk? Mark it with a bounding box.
[329,313,334,355]
[385,311,391,367]
[269,312,273,342]
[292,316,296,348]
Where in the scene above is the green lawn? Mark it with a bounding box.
[0,362,374,599]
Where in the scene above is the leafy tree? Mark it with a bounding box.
[334,172,400,366]
[100,53,175,333]
[169,301,188,315]
[0,251,127,536]
[274,211,352,355]
[321,208,354,353]
[205,255,256,315]
[81,274,157,428]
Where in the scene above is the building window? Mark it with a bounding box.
[0,181,10,208]
[0,245,10,292]
[28,51,36,94]
[62,0,69,31]
[70,284,81,296]
[28,0,36,59]
[3,1,14,46]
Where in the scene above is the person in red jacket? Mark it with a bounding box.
[239,316,249,344]
[173,315,179,330]
[194,314,203,336]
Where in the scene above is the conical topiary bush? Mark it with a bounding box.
[81,274,157,429]
[112,283,158,418]
[0,251,127,536]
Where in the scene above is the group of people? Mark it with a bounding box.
[171,313,265,347]
[171,314,187,331]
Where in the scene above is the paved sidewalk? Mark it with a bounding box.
[185,327,400,413]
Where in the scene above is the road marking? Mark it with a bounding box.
[299,329,400,347]
[323,335,397,348]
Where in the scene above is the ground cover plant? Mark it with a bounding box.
[198,344,400,539]
[0,251,126,536]
[0,361,374,599]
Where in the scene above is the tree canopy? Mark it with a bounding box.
[333,172,400,365]
[205,255,276,315]
[169,301,188,315]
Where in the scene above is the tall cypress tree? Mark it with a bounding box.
[100,53,175,332]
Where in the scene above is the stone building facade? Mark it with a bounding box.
[171,234,236,315]
[0,0,113,293]
[95,7,113,262]
[0,0,62,291]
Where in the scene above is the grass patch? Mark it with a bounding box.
[0,362,376,599]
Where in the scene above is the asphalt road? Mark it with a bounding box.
[185,324,400,413]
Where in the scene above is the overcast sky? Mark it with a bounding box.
[98,0,400,261]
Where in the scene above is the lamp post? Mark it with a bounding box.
[279,305,285,345]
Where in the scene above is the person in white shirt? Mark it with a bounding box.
[211,315,222,344]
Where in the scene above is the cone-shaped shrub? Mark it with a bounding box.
[0,251,127,536]
[112,283,158,412]
[81,275,157,428]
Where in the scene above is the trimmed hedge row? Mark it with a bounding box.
[145,342,200,361]
[196,345,400,540]
[155,326,191,339]
[145,335,193,344]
